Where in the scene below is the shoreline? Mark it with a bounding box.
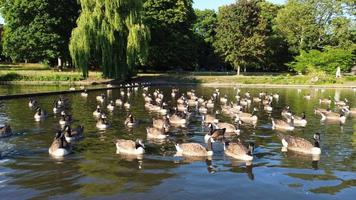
[1,80,355,88]
[1,81,355,100]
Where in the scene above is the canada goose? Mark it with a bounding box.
[171,91,176,98]
[34,108,47,121]
[96,114,110,129]
[56,96,69,107]
[177,96,186,104]
[52,101,63,114]
[167,114,187,126]
[319,97,331,104]
[202,114,219,124]
[240,99,249,106]
[314,108,331,115]
[289,112,307,127]
[304,94,311,100]
[198,104,208,114]
[221,104,233,115]
[335,98,348,106]
[115,99,123,106]
[177,103,188,112]
[59,111,73,126]
[220,95,228,104]
[145,103,161,112]
[205,123,226,142]
[96,94,105,103]
[320,112,346,124]
[271,118,294,131]
[146,126,168,139]
[93,105,102,117]
[107,100,115,111]
[153,117,170,132]
[28,98,38,107]
[253,97,261,103]
[0,124,12,138]
[116,139,145,155]
[224,141,254,161]
[48,131,72,157]
[175,137,214,157]
[264,102,273,112]
[187,99,198,107]
[206,98,215,109]
[216,122,240,135]
[235,108,258,124]
[124,102,131,109]
[159,102,169,115]
[124,114,138,127]
[197,97,205,104]
[80,90,88,97]
[281,106,292,119]
[63,125,84,143]
[277,132,321,155]
[273,93,279,99]
[262,98,269,106]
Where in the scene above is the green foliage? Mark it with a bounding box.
[214,0,268,75]
[193,9,217,44]
[289,46,355,74]
[143,0,197,71]
[258,1,292,71]
[69,0,150,79]
[1,0,79,64]
[275,0,354,53]
[193,9,223,70]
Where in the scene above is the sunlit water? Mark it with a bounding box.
[0,86,355,200]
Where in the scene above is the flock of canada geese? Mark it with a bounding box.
[1,84,355,165]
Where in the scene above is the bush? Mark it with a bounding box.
[289,46,355,74]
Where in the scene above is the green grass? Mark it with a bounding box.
[0,63,354,85]
[0,63,103,82]
[136,73,356,85]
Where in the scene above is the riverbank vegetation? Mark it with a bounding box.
[0,0,355,82]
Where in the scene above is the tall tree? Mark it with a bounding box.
[258,1,292,71]
[143,0,196,71]
[214,0,268,75]
[1,0,79,64]
[275,0,354,53]
[193,9,222,70]
[69,0,150,79]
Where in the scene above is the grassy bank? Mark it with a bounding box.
[135,73,356,86]
[0,63,105,82]
[0,63,355,86]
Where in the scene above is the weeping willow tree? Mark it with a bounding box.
[69,0,150,79]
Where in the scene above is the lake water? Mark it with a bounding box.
[0,86,355,200]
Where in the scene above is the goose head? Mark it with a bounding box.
[313,133,321,148]
[135,139,145,149]
[54,131,61,139]
[247,142,255,156]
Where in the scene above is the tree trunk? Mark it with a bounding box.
[236,66,240,76]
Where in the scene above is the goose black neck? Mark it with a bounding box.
[207,138,213,151]
[314,140,320,148]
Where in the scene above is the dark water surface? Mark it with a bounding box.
[0,86,355,200]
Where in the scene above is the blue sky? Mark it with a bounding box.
[0,1,286,24]
[194,0,285,10]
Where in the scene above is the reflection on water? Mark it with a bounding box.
[0,86,355,199]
